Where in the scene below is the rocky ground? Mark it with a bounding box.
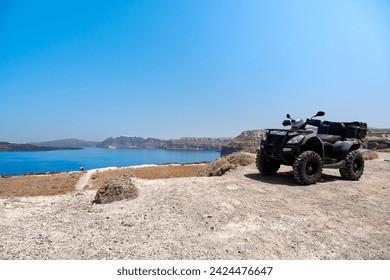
[0,153,389,260]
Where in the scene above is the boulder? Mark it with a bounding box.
[92,175,139,204]
[198,152,256,176]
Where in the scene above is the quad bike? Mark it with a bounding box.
[256,111,368,185]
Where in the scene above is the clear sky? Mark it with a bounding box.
[1,0,389,142]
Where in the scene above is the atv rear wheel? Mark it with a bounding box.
[293,151,323,185]
[339,150,364,180]
[256,150,280,175]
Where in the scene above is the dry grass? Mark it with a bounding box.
[363,151,379,160]
[0,172,81,197]
[88,164,207,190]
[0,164,206,197]
[377,148,390,153]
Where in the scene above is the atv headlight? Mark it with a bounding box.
[287,134,305,144]
[261,134,267,141]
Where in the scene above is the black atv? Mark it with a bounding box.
[256,111,368,185]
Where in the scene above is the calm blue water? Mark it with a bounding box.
[0,148,220,175]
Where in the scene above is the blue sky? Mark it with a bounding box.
[1,0,389,142]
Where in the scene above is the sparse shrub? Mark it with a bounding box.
[363,151,379,160]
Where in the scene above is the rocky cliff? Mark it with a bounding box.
[162,137,231,151]
[367,138,390,150]
[366,128,390,150]
[220,130,266,156]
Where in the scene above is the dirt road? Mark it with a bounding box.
[75,167,118,191]
[1,153,389,259]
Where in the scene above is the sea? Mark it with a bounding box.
[0,148,220,175]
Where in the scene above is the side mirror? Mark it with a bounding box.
[282,120,292,126]
[316,111,325,117]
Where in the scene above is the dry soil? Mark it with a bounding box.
[0,154,389,259]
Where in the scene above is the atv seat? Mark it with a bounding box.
[318,134,342,143]
[318,122,345,144]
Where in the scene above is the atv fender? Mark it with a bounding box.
[333,140,359,160]
[301,136,324,160]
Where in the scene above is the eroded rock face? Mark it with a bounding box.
[221,130,265,156]
[93,175,139,204]
[367,138,390,150]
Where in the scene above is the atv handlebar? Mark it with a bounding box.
[305,119,322,127]
[283,111,325,129]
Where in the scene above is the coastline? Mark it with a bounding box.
[0,147,219,176]
[0,162,208,197]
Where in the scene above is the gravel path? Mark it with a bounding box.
[75,167,118,191]
[1,154,389,260]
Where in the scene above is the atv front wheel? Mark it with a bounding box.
[256,150,280,175]
[339,150,364,180]
[293,151,323,185]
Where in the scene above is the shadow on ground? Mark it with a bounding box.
[244,171,341,186]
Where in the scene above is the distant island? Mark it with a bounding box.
[97,136,233,151]
[31,138,99,148]
[2,137,233,152]
[31,136,233,152]
[0,142,82,152]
